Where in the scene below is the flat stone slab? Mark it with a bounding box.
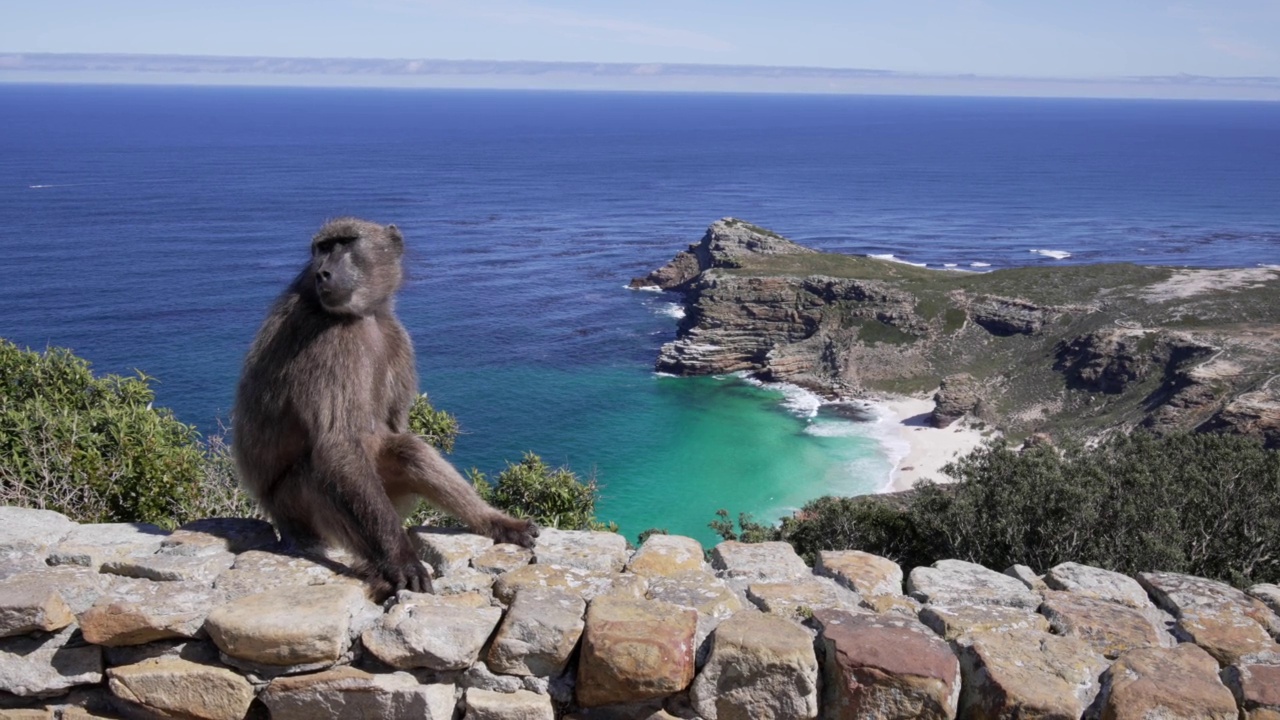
[0,507,75,557]
[107,657,255,720]
[1248,583,1280,617]
[815,609,960,720]
[0,626,103,698]
[625,535,705,578]
[262,667,456,720]
[1004,564,1049,592]
[691,611,819,720]
[1044,561,1152,608]
[488,587,586,677]
[816,550,903,599]
[213,548,364,601]
[0,567,113,616]
[534,529,630,573]
[205,584,372,670]
[908,559,1040,609]
[1095,644,1238,719]
[47,523,168,571]
[102,545,237,584]
[465,688,556,720]
[577,598,697,708]
[494,563,615,604]
[162,518,277,554]
[1222,662,1280,719]
[472,543,533,575]
[710,541,808,582]
[412,528,494,575]
[746,578,862,620]
[0,574,75,637]
[431,567,495,597]
[644,570,743,659]
[1038,590,1170,659]
[1140,571,1280,664]
[362,593,503,671]
[77,579,218,646]
[957,628,1107,719]
[918,603,1048,641]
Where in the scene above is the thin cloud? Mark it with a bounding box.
[1203,33,1276,62]
[391,0,734,53]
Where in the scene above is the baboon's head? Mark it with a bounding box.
[309,218,404,316]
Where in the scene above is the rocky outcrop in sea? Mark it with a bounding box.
[3,506,1279,719]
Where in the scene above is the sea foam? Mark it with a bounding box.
[869,253,927,267]
[1030,249,1072,260]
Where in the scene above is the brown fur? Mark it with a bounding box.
[234,218,537,598]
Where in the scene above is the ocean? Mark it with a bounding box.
[2,84,1278,544]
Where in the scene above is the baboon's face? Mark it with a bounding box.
[310,220,404,316]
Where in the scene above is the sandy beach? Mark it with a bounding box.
[879,394,992,493]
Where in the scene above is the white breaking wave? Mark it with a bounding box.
[628,284,663,292]
[970,262,992,268]
[735,372,824,418]
[655,302,686,320]
[943,263,958,268]
[28,184,57,189]
[868,253,927,267]
[1031,249,1072,260]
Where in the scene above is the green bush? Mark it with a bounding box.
[471,452,614,532]
[0,339,207,527]
[774,432,1280,587]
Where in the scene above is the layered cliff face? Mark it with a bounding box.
[635,219,1280,445]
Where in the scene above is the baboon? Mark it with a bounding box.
[234,218,538,597]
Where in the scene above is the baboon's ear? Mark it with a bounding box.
[386,224,404,246]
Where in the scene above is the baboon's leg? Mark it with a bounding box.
[377,433,539,547]
[270,449,430,597]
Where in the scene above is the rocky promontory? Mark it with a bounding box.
[4,506,1280,719]
[633,218,1280,445]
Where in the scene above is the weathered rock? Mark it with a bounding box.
[0,710,55,719]
[1250,583,1280,616]
[205,584,372,671]
[815,609,960,720]
[1223,663,1280,719]
[0,508,74,558]
[412,528,493,575]
[967,294,1060,336]
[362,594,503,671]
[598,573,649,601]
[815,550,903,599]
[262,667,456,720]
[0,576,74,637]
[710,541,807,582]
[488,588,586,677]
[907,559,1040,609]
[494,564,615,604]
[918,603,1048,641]
[644,570,743,661]
[101,545,237,585]
[576,598,697,707]
[860,593,922,617]
[161,518,277,554]
[1094,644,1237,719]
[107,657,254,720]
[0,626,102,698]
[1038,590,1169,659]
[212,548,364,601]
[956,628,1106,719]
[1139,571,1280,664]
[1003,564,1049,592]
[631,218,816,292]
[746,578,862,620]
[472,543,533,575]
[690,612,818,720]
[465,688,556,720]
[0,567,112,616]
[47,524,167,571]
[1043,561,1152,608]
[625,535,705,578]
[534,529,630,573]
[77,579,218,646]
[930,373,980,428]
[101,638,220,667]
[430,567,495,596]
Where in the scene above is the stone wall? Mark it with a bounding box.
[2,505,1279,719]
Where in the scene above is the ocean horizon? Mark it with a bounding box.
[2,84,1278,543]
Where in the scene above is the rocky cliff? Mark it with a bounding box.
[633,219,1280,445]
[3,506,1280,719]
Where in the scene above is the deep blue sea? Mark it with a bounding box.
[2,85,1278,544]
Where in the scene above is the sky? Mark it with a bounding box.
[2,0,1279,79]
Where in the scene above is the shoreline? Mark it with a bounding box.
[877,393,991,493]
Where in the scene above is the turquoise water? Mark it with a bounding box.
[2,86,1277,543]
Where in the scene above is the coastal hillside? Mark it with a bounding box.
[633,219,1280,446]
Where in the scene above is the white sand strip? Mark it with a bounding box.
[878,394,991,493]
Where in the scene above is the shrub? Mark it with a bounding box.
[773,432,1280,587]
[0,339,206,527]
[471,452,613,532]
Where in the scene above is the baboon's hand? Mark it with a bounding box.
[490,516,540,549]
[374,550,433,598]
